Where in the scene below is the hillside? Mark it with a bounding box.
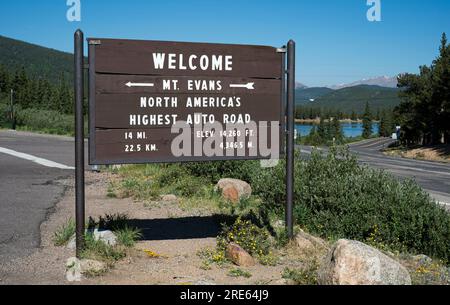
[0,35,73,84]
[296,87,334,105]
[329,76,398,90]
[305,85,401,113]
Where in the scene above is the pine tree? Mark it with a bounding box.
[332,117,343,143]
[0,64,9,95]
[351,110,358,121]
[396,33,450,145]
[318,117,327,141]
[362,102,372,139]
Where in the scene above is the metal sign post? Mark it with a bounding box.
[286,40,295,239]
[74,29,85,257]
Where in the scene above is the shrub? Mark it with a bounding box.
[13,107,88,136]
[217,217,274,263]
[0,101,11,127]
[155,165,210,198]
[184,160,260,184]
[95,213,130,231]
[15,108,75,135]
[251,147,450,263]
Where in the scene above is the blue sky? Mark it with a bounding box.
[0,0,449,87]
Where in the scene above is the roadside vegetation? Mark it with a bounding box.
[0,101,87,136]
[107,147,450,269]
[54,214,142,270]
[0,63,86,136]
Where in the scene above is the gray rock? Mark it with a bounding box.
[319,239,411,285]
[66,236,77,250]
[295,230,329,252]
[67,229,117,249]
[92,229,117,246]
[65,257,108,281]
[66,257,82,282]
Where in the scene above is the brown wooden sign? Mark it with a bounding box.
[88,38,283,165]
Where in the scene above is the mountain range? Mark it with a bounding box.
[0,35,401,114]
[328,76,398,90]
[301,85,401,114]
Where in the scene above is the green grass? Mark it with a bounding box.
[228,268,252,278]
[116,226,142,248]
[53,219,75,246]
[282,265,319,285]
[54,215,142,268]
[79,233,126,265]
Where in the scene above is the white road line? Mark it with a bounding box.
[0,147,74,170]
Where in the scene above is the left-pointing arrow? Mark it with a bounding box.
[126,82,155,87]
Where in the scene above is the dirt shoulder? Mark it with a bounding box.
[0,171,307,285]
[384,145,450,163]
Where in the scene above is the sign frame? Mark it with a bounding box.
[74,30,296,257]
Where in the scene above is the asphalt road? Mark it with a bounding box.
[298,137,450,205]
[0,130,86,265]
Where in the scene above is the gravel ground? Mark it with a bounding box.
[0,171,301,285]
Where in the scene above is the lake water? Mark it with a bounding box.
[296,122,380,138]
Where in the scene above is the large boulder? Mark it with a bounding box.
[226,243,256,267]
[319,239,411,285]
[215,179,252,203]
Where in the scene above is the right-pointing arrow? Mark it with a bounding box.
[229,82,255,90]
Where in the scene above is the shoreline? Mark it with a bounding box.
[295,119,368,124]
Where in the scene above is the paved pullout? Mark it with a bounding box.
[0,130,87,264]
[298,138,450,205]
